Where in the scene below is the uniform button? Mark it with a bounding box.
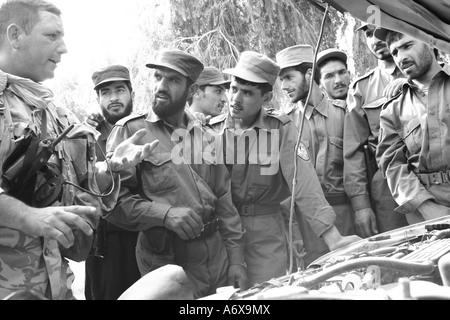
[44,249,50,256]
[432,133,438,138]
[154,160,159,164]
[430,111,435,115]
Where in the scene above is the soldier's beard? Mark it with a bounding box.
[152,89,189,118]
[102,100,133,125]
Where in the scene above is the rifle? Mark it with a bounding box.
[2,124,75,205]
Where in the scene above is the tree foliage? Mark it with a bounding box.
[48,0,378,118]
[167,0,377,109]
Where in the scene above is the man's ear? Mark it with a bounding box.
[7,24,22,49]
[263,92,273,104]
[131,91,136,103]
[187,83,199,99]
[305,68,313,84]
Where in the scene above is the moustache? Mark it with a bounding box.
[400,60,415,69]
[374,44,387,52]
[155,91,170,99]
[108,103,124,109]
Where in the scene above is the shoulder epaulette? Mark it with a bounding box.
[351,67,377,88]
[115,113,146,127]
[381,90,403,111]
[265,108,291,125]
[208,113,227,126]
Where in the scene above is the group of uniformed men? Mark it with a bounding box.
[1,0,449,300]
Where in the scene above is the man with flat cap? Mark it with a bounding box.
[276,45,357,266]
[317,48,351,101]
[189,66,230,119]
[343,21,407,239]
[104,49,246,298]
[209,51,361,287]
[84,65,141,300]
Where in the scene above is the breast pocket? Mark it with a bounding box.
[363,97,385,135]
[401,118,422,155]
[248,155,276,188]
[329,136,344,166]
[141,151,178,194]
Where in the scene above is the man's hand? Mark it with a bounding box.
[86,112,105,130]
[322,225,362,251]
[22,205,98,249]
[354,208,378,238]
[192,112,212,125]
[108,129,159,172]
[291,239,304,258]
[383,78,407,99]
[228,264,248,291]
[163,207,204,240]
[416,200,450,221]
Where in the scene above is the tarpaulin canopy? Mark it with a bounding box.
[318,0,450,53]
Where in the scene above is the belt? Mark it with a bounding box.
[187,216,219,242]
[325,193,350,206]
[416,171,450,187]
[237,204,280,216]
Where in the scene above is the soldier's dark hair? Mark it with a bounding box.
[0,0,62,44]
[233,76,273,95]
[386,31,440,59]
[294,63,321,85]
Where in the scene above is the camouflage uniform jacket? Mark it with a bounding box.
[0,72,85,300]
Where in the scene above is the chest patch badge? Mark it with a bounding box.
[297,143,310,161]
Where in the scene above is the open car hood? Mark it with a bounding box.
[201,216,450,300]
[321,0,450,53]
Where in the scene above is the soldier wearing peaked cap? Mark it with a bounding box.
[209,50,361,287]
[84,64,141,300]
[104,49,246,298]
[343,22,408,238]
[189,66,230,118]
[276,45,358,266]
[316,48,351,101]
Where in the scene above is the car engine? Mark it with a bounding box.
[206,216,450,300]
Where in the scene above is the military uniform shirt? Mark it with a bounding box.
[105,109,244,265]
[0,86,79,300]
[285,94,347,195]
[209,108,336,237]
[344,62,404,211]
[377,66,450,214]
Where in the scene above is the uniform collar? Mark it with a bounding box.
[401,63,450,93]
[300,93,328,119]
[146,104,202,131]
[224,108,269,130]
[331,99,347,109]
